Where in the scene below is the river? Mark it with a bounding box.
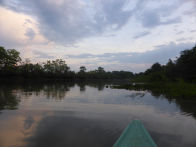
[0,80,196,147]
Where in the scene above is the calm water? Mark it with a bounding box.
[0,81,196,147]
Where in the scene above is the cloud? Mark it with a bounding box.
[189,0,196,7]
[93,0,133,30]
[133,31,150,39]
[182,0,196,15]
[68,53,94,59]
[68,42,195,65]
[66,42,196,72]
[136,7,182,28]
[0,0,133,45]
[25,28,35,40]
[0,6,48,49]
[176,31,184,35]
[33,50,54,59]
[0,0,187,45]
[0,7,32,48]
[176,37,193,42]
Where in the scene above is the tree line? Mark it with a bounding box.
[1,45,196,81]
[134,45,196,82]
[0,46,134,80]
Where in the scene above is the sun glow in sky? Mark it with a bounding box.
[0,0,196,72]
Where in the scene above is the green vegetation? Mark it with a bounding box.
[113,81,196,99]
[133,45,196,82]
[0,46,133,80]
[1,45,196,81]
[113,45,196,99]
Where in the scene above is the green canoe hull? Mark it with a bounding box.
[113,120,157,147]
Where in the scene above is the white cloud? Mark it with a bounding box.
[0,6,47,48]
[0,0,195,72]
[66,42,195,72]
[0,0,190,45]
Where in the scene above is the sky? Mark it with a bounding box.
[0,0,196,72]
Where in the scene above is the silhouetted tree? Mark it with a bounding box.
[43,59,70,77]
[135,45,196,82]
[0,46,21,76]
[97,67,105,73]
[175,45,196,81]
[0,46,7,69]
[79,66,86,73]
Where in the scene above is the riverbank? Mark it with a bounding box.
[112,81,196,99]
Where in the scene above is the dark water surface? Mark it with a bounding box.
[0,81,196,147]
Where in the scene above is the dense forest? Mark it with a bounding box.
[112,45,196,99]
[134,45,196,83]
[0,46,133,80]
[1,45,196,81]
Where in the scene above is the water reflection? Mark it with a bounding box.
[119,85,196,118]
[25,114,118,147]
[0,80,196,147]
[125,91,146,98]
[0,85,20,110]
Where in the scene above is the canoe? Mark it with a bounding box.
[113,120,157,147]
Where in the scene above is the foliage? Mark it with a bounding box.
[112,80,196,99]
[0,46,133,79]
[77,66,134,79]
[1,44,195,81]
[0,46,21,72]
[133,45,196,82]
[79,66,86,73]
[175,46,196,80]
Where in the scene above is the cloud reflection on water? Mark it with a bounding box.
[0,81,196,147]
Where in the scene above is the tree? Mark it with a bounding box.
[6,49,21,67]
[175,45,196,80]
[0,46,21,71]
[0,46,7,69]
[165,59,176,80]
[79,66,86,73]
[43,59,70,76]
[77,66,87,79]
[97,67,105,73]
[150,62,162,72]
